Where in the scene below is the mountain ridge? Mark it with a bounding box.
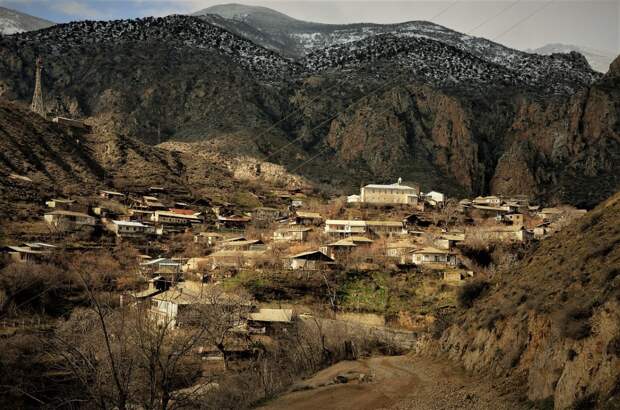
[0,14,617,207]
[0,6,53,35]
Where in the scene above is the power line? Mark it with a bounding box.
[281,0,562,175]
[429,0,460,22]
[493,0,556,41]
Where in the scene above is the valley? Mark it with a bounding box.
[0,3,618,410]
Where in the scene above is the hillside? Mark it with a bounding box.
[530,43,616,73]
[439,191,620,408]
[0,6,53,35]
[0,100,242,217]
[0,15,618,206]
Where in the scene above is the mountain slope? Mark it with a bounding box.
[0,16,299,144]
[0,14,617,207]
[0,100,240,217]
[440,191,620,408]
[0,6,53,35]
[529,43,616,73]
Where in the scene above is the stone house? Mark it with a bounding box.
[292,211,323,226]
[324,220,406,237]
[44,210,97,230]
[286,251,335,271]
[410,247,458,266]
[110,220,154,238]
[273,226,312,242]
[320,236,374,260]
[359,179,419,205]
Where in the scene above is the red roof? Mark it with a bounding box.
[168,208,197,215]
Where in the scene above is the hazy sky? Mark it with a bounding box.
[2,0,618,53]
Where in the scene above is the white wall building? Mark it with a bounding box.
[359,178,419,205]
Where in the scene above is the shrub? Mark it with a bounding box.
[457,280,490,308]
[558,306,592,340]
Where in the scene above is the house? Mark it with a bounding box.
[110,220,153,238]
[292,211,323,226]
[92,205,125,220]
[44,210,97,230]
[152,210,202,225]
[149,282,251,327]
[129,209,154,222]
[472,196,502,206]
[253,207,284,222]
[324,220,406,237]
[216,215,251,230]
[347,195,360,203]
[45,198,75,209]
[142,196,167,210]
[273,226,312,242]
[320,236,373,260]
[248,308,294,334]
[99,190,125,201]
[410,247,458,266]
[286,251,335,271]
[472,204,515,218]
[424,191,446,207]
[403,213,432,228]
[1,245,52,263]
[533,221,551,239]
[503,213,525,227]
[324,220,367,236]
[469,226,533,243]
[207,250,267,270]
[434,233,465,250]
[366,221,407,237]
[219,239,266,251]
[386,240,418,260]
[140,258,183,277]
[359,178,419,205]
[194,232,224,246]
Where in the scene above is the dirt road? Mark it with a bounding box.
[258,355,527,410]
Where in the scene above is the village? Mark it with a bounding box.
[0,170,597,406]
[2,177,586,320]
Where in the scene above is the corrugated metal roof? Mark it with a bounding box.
[112,220,147,227]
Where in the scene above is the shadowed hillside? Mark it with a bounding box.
[439,190,620,408]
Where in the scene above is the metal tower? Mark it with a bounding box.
[30,57,45,117]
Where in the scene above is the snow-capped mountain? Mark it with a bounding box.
[303,33,599,94]
[528,43,616,73]
[0,6,53,35]
[5,15,300,82]
[194,4,600,94]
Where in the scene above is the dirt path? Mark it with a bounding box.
[257,355,527,410]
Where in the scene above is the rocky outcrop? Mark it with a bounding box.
[437,192,620,409]
[0,16,617,206]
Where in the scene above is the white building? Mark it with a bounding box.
[424,191,446,207]
[359,178,419,205]
[410,247,458,266]
[110,220,153,237]
[151,210,202,225]
[324,220,406,237]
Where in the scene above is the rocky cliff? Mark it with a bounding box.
[0,15,617,206]
[437,191,620,409]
